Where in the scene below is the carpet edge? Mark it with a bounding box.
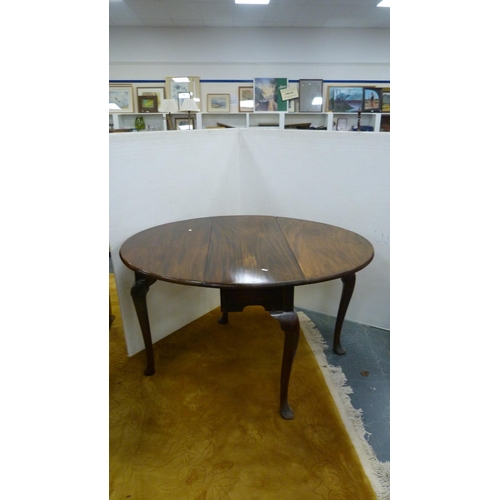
[298,311,390,500]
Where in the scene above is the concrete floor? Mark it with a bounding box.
[297,307,390,464]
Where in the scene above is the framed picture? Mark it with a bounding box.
[381,88,390,112]
[109,84,134,113]
[207,94,230,113]
[363,88,382,112]
[299,79,323,112]
[137,87,165,108]
[166,76,201,105]
[337,118,348,131]
[254,78,288,112]
[137,95,158,113]
[327,86,363,113]
[175,117,194,130]
[238,87,254,112]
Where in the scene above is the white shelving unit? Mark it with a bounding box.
[110,111,390,132]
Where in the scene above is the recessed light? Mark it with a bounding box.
[377,0,390,6]
[235,0,270,4]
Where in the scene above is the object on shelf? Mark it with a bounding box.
[216,122,235,128]
[299,79,323,112]
[138,95,158,113]
[259,123,280,127]
[381,88,390,112]
[134,116,146,130]
[363,88,382,112]
[350,125,374,132]
[109,129,134,133]
[337,118,348,131]
[158,99,179,130]
[380,115,390,132]
[285,123,312,129]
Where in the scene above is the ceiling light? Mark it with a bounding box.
[235,0,270,5]
[377,0,390,6]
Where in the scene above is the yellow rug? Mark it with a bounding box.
[110,274,382,499]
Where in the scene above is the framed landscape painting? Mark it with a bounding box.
[207,94,230,113]
[137,87,165,108]
[327,86,363,113]
[138,95,158,113]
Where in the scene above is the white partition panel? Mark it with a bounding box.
[238,129,390,330]
[109,129,241,356]
[110,128,389,357]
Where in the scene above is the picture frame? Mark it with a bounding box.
[381,88,390,112]
[337,118,348,131]
[166,76,201,105]
[207,94,230,113]
[327,86,363,113]
[238,87,254,112]
[137,95,158,113]
[363,88,382,112]
[175,117,194,130]
[109,84,134,113]
[254,78,288,112]
[299,79,323,112]
[137,86,165,111]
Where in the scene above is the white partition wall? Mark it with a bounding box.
[109,129,241,356]
[238,130,390,329]
[110,129,389,356]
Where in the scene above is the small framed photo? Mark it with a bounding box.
[327,86,363,113]
[175,117,194,130]
[363,88,382,112]
[337,118,348,131]
[109,84,134,113]
[299,79,323,112]
[137,86,165,107]
[207,94,230,113]
[238,87,254,112]
[138,95,158,113]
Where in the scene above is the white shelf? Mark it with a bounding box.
[110,111,390,132]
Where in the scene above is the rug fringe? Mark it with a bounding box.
[298,312,390,500]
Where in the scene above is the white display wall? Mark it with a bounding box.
[110,129,389,356]
[109,27,389,82]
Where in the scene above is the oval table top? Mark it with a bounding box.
[120,215,374,289]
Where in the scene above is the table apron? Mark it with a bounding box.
[220,286,294,314]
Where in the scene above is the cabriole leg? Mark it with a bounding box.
[130,273,157,376]
[333,273,356,355]
[271,311,300,420]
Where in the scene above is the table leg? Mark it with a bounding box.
[130,272,157,376]
[333,273,356,355]
[218,311,228,324]
[270,311,300,420]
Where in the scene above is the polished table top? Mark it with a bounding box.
[120,215,374,289]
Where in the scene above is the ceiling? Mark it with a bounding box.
[109,0,390,29]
